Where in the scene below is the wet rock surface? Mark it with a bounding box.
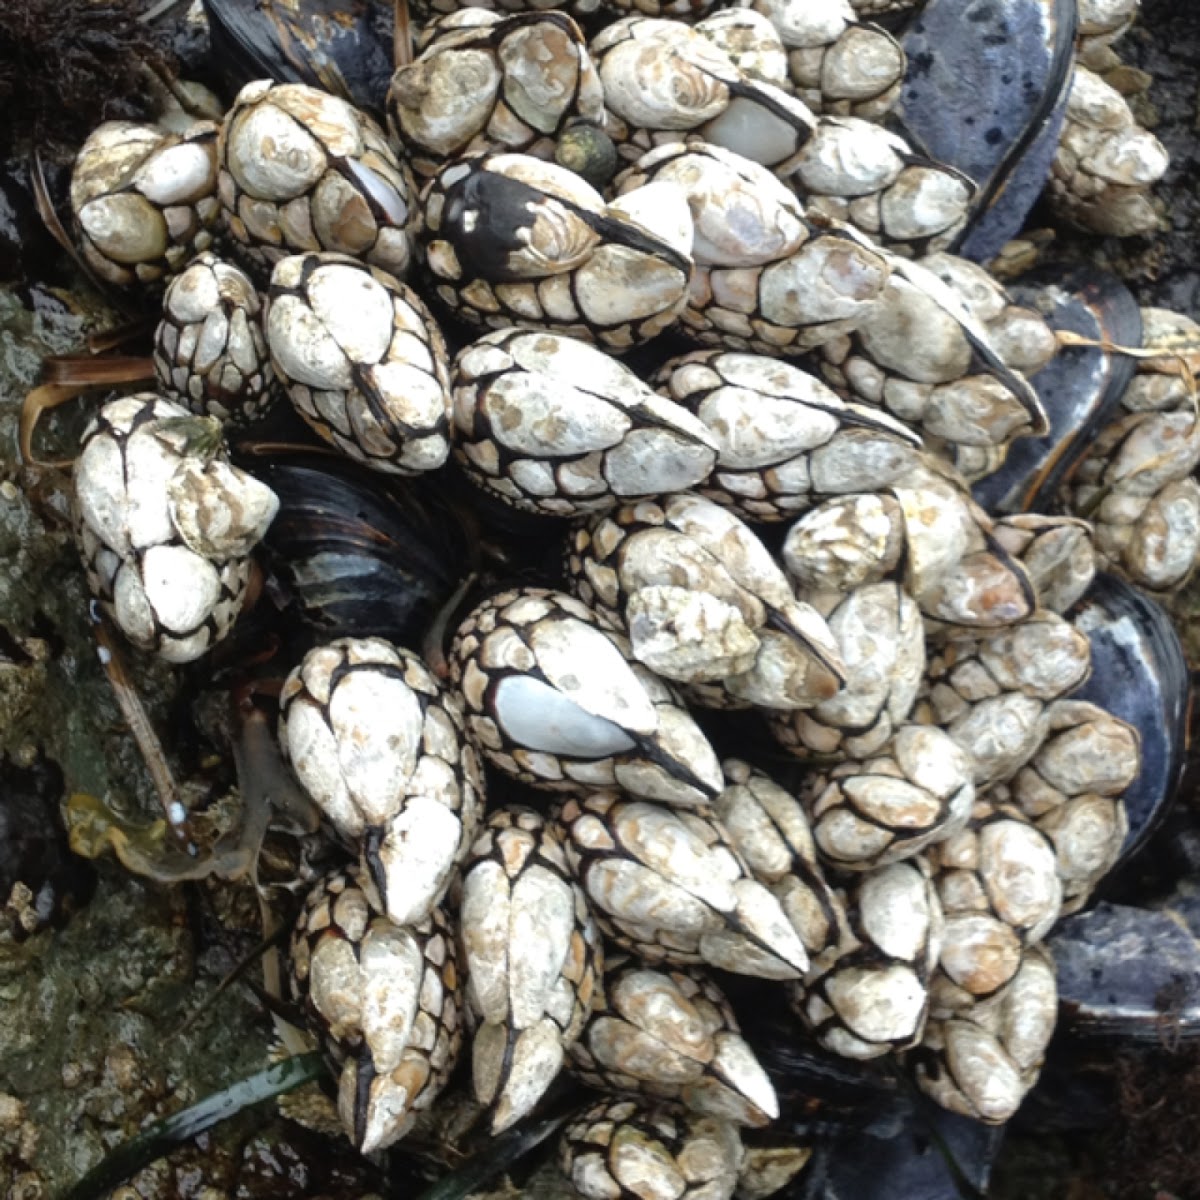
[1051,0,1200,314]
[1116,0,1200,313]
[0,245,383,1198]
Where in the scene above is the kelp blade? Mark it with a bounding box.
[63,1052,327,1200]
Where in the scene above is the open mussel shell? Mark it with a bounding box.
[247,456,469,647]
[971,265,1142,515]
[202,0,393,116]
[1051,880,1200,1041]
[896,0,1077,263]
[1066,573,1191,860]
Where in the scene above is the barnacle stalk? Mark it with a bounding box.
[89,609,198,855]
[395,0,413,68]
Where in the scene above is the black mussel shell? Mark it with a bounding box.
[721,983,900,1136]
[896,0,1077,262]
[1068,572,1191,860]
[0,160,61,285]
[1051,888,1200,1042]
[0,755,95,939]
[971,265,1142,514]
[249,457,471,649]
[794,1095,1002,1199]
[202,0,394,115]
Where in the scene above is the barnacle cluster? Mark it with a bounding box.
[46,0,1198,1193]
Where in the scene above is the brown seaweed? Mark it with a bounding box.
[0,0,169,155]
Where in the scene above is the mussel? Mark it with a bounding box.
[800,1095,1002,1199]
[245,455,472,649]
[896,0,1077,262]
[201,0,394,116]
[1067,572,1191,860]
[1051,885,1200,1042]
[971,265,1142,515]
